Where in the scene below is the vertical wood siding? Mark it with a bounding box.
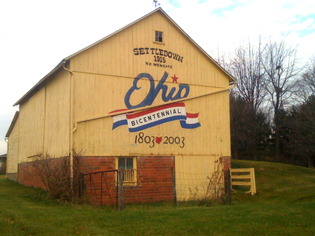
[6,116,19,174]
[70,12,229,88]
[69,11,232,200]
[44,71,70,157]
[73,92,230,156]
[12,70,70,163]
[175,155,223,201]
[71,11,231,158]
[19,88,45,161]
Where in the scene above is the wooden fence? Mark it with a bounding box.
[230,168,256,195]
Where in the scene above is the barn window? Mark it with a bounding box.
[155,31,163,42]
[118,157,133,170]
[117,157,137,185]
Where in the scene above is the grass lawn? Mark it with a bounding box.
[0,160,315,235]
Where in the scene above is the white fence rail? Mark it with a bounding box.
[230,168,256,195]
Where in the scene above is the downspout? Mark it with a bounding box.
[4,137,8,177]
[62,61,74,189]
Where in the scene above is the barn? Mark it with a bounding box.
[5,8,235,205]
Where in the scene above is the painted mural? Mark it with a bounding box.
[110,72,201,135]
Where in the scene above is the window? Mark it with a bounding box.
[155,31,163,43]
[117,157,137,185]
[118,157,133,170]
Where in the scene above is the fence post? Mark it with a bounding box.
[117,170,124,210]
[224,169,231,201]
[171,167,177,205]
[250,168,256,195]
[79,173,84,198]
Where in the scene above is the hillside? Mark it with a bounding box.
[232,160,315,203]
[0,160,314,235]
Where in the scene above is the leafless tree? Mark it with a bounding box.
[220,39,271,161]
[229,39,267,112]
[296,56,315,101]
[261,40,301,161]
[33,151,83,202]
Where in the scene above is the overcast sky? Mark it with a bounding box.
[1,0,315,155]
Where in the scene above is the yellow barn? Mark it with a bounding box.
[6,8,235,205]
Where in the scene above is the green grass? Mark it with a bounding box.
[0,160,315,235]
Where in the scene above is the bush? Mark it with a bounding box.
[32,151,82,202]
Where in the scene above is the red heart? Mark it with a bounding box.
[156,137,162,144]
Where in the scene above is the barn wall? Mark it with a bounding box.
[70,11,231,157]
[18,156,68,190]
[44,70,70,157]
[175,155,226,201]
[80,156,174,205]
[69,10,231,201]
[18,158,50,189]
[12,70,70,165]
[6,116,20,180]
[70,11,229,88]
[18,88,46,161]
[17,155,174,205]
[73,91,230,157]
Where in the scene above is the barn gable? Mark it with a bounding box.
[68,8,234,157]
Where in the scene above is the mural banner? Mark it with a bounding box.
[111,102,200,132]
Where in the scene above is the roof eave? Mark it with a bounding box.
[13,60,67,106]
[5,111,19,138]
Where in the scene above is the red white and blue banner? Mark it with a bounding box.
[110,102,201,132]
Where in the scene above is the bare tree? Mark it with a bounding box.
[229,39,267,112]
[33,151,83,202]
[225,39,272,161]
[296,56,315,101]
[219,39,271,161]
[261,40,301,161]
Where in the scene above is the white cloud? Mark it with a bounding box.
[163,0,315,61]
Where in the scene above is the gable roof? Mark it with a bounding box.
[14,7,235,106]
